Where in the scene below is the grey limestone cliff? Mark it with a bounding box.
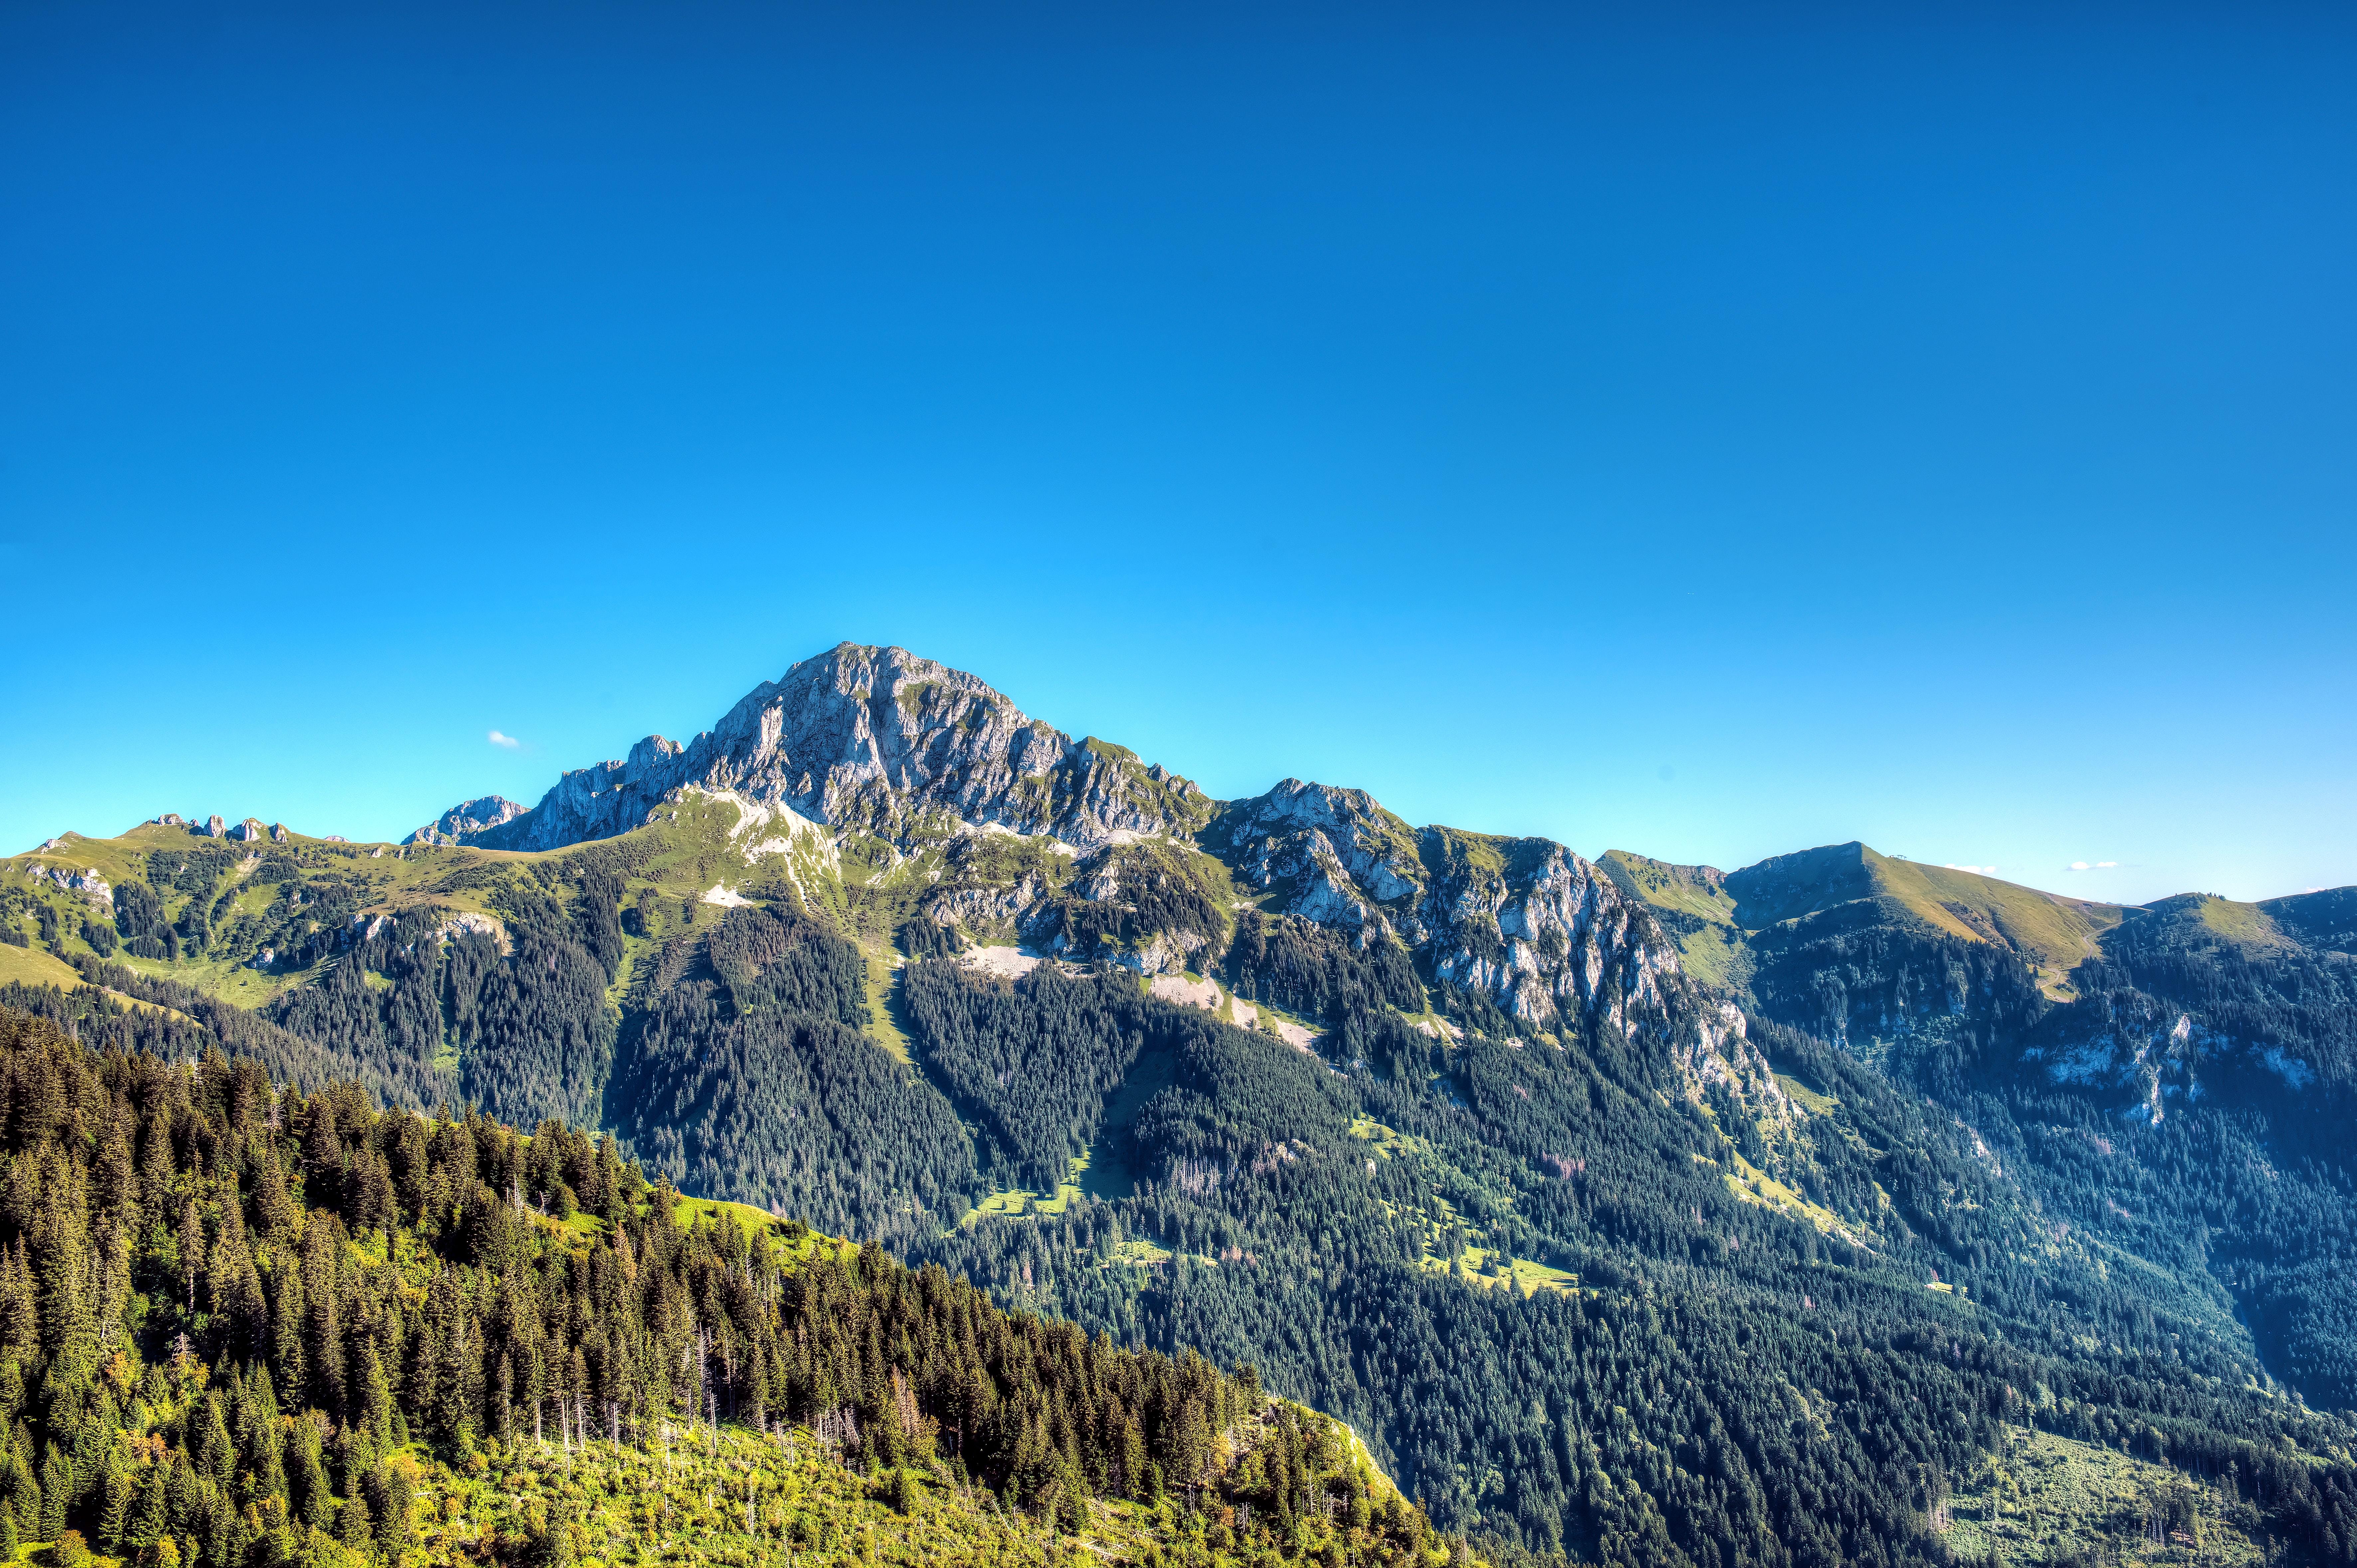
[1208,778,1694,1039]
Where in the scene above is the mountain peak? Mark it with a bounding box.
[437,644,1210,853]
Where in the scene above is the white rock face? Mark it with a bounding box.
[931,876,1047,934]
[1418,836,1676,1036]
[430,643,1211,854]
[962,945,1043,979]
[431,911,510,951]
[28,864,113,910]
[2023,997,2312,1127]
[1116,928,1206,976]
[1217,781,1422,931]
[1214,777,1703,1044]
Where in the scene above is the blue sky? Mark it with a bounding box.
[3,0,2351,907]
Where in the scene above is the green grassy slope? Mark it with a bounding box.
[3,793,830,996]
[1605,841,2125,1000]
[1939,1425,2272,1567]
[0,942,93,993]
[1726,842,2120,969]
[5,820,584,1005]
[1596,851,1735,927]
[1596,851,1748,989]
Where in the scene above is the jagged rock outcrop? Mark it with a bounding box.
[26,863,112,910]
[407,795,532,846]
[1210,781,1423,928]
[1207,779,1692,1039]
[1410,829,1683,1036]
[435,644,1212,853]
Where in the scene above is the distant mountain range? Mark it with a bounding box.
[9,641,2357,1567]
[406,642,2352,1106]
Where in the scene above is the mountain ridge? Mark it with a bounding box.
[403,643,2342,1018]
[10,641,2357,1564]
[435,642,1214,855]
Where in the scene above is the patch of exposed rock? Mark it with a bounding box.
[1209,780,1741,1060]
[27,863,113,910]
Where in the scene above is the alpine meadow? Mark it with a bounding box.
[5,642,2356,1568]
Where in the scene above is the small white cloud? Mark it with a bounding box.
[2097,860,2116,868]
[2069,861,2090,871]
[488,730,521,749]
[2066,860,2118,872]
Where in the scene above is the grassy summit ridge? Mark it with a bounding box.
[1605,841,2123,1000]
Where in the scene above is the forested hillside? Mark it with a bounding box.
[1609,846,2357,1413]
[10,642,2357,1567]
[0,1001,1452,1568]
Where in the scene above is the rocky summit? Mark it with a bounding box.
[444,642,1210,854]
